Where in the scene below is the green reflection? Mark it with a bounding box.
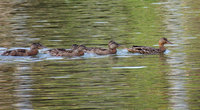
[182,0,200,110]
[0,0,200,110]
[28,54,171,110]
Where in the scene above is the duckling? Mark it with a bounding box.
[47,45,86,57]
[84,40,120,55]
[127,37,172,54]
[1,43,44,56]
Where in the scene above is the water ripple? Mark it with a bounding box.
[112,66,146,69]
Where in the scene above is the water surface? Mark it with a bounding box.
[0,0,200,110]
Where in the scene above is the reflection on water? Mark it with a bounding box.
[13,64,33,110]
[0,0,200,110]
[161,0,189,110]
[112,66,146,69]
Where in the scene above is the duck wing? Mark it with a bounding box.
[50,48,66,52]
[85,47,98,51]
[56,48,66,51]
[84,47,106,54]
[128,46,159,54]
[2,49,28,56]
[56,48,74,53]
[16,49,27,53]
[56,50,83,56]
[93,48,109,55]
[1,50,14,56]
[45,48,66,54]
[84,47,97,52]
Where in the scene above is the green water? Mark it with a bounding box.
[0,0,200,110]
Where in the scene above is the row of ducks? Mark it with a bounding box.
[1,38,172,56]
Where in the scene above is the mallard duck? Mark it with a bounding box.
[1,43,44,56]
[44,44,79,56]
[127,37,172,54]
[46,45,86,57]
[84,40,120,55]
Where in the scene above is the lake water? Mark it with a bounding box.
[0,0,200,110]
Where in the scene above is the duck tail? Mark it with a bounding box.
[1,50,12,56]
[127,48,133,52]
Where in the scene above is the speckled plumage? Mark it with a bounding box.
[45,44,85,57]
[84,40,120,55]
[127,38,172,54]
[1,43,44,56]
[44,44,78,55]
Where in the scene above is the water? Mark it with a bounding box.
[0,0,200,110]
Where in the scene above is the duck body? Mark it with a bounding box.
[84,40,119,55]
[127,46,161,54]
[2,49,39,56]
[127,38,172,54]
[45,44,85,57]
[1,43,44,56]
[54,49,84,57]
[44,44,78,56]
[85,47,117,55]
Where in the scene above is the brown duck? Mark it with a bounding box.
[45,45,86,57]
[44,44,79,56]
[127,38,172,54]
[1,43,44,56]
[84,40,120,55]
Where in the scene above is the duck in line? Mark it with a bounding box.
[1,38,172,57]
[1,43,44,56]
[44,44,79,56]
[83,40,120,55]
[127,37,172,54]
[44,44,86,57]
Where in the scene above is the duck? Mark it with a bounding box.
[45,45,86,57]
[127,37,172,54]
[44,44,79,56]
[1,43,44,56]
[83,40,120,55]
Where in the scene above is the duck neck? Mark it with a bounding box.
[109,48,117,54]
[28,48,38,56]
[159,43,166,52]
[76,50,84,56]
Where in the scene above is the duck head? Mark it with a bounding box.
[108,40,120,49]
[71,44,79,50]
[159,37,172,46]
[31,43,45,49]
[77,45,87,51]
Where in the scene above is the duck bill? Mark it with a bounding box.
[167,41,173,44]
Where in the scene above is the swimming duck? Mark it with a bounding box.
[1,43,44,56]
[127,37,172,54]
[46,45,86,57]
[44,44,79,56]
[84,40,120,55]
